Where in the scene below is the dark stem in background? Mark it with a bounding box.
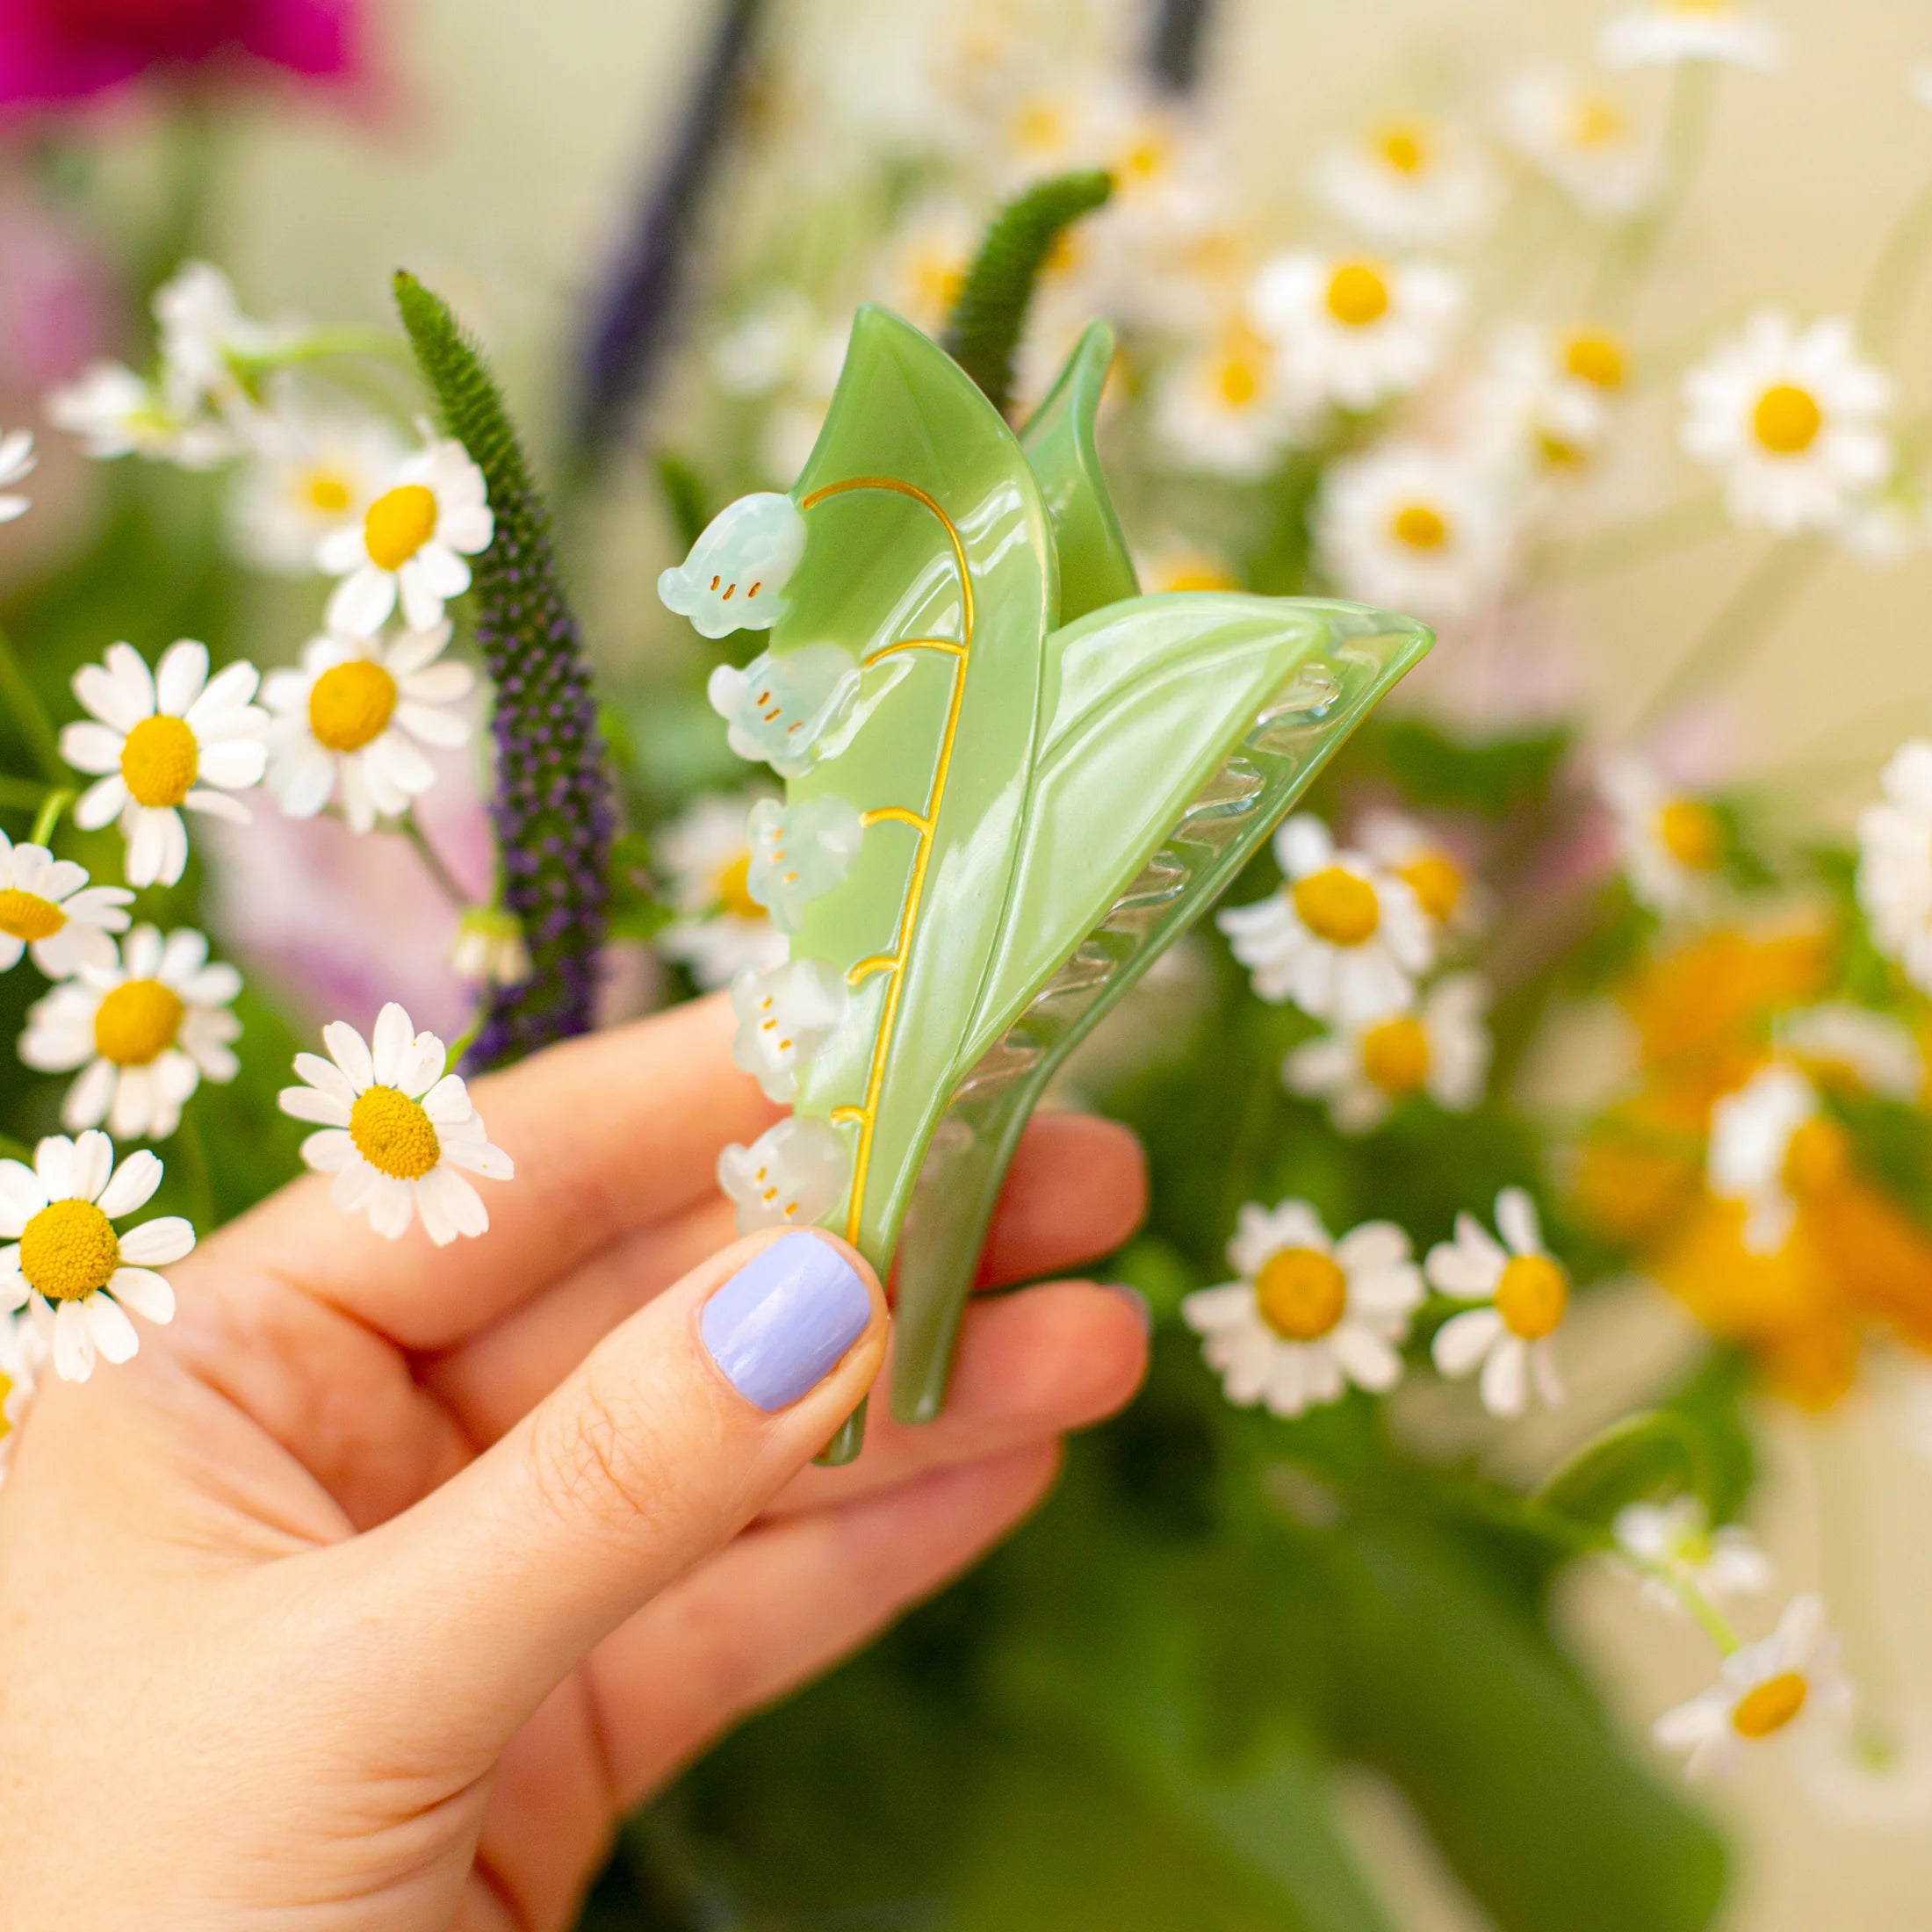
[1146,0,1215,94]
[395,272,616,1071]
[566,0,767,478]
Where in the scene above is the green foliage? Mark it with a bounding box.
[942,169,1114,416]
[1364,715,1575,820]
[1536,1409,1714,1528]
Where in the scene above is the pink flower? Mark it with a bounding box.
[0,0,363,113]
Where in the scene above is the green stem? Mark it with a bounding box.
[1627,1551,1744,1654]
[1589,61,1719,321]
[29,787,72,848]
[229,328,416,385]
[1526,497,1726,584]
[0,616,68,785]
[173,1109,220,1235]
[1858,173,1932,359]
[401,817,473,912]
[1631,538,1827,738]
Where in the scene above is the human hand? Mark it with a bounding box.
[0,993,1148,1931]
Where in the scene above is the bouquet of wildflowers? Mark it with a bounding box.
[9,0,1932,1925]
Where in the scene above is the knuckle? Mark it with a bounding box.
[528,1367,671,1538]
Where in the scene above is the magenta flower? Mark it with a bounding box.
[0,0,362,112]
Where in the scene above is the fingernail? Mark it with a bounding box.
[1107,1285,1153,1334]
[701,1232,874,1411]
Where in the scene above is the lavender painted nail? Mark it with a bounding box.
[701,1232,873,1411]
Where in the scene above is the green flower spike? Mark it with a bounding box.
[669,307,1432,1460]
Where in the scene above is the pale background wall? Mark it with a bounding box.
[214,2,1932,1925]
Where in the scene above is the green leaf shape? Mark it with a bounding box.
[1018,320,1139,623]
[1534,1409,1712,1529]
[942,169,1114,417]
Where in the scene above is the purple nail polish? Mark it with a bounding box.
[701,1233,873,1411]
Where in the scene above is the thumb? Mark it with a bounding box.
[326,1228,885,1740]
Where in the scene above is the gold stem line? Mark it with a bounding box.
[797,474,974,1248]
[861,805,931,831]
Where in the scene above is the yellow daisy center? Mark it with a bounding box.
[1293,866,1382,946]
[1119,130,1174,186]
[910,249,966,320]
[1255,1245,1348,1341]
[302,466,354,514]
[1732,1670,1808,1740]
[1564,330,1627,390]
[1494,1252,1568,1340]
[1325,262,1392,329]
[363,483,439,573]
[714,852,762,919]
[18,1198,120,1303]
[1390,502,1451,551]
[1399,851,1465,922]
[1537,429,1590,471]
[1360,1014,1432,1096]
[1782,1114,1851,1197]
[1374,120,1431,175]
[93,978,185,1066]
[0,887,65,943]
[308,660,399,753]
[350,1085,442,1181]
[1155,557,1240,594]
[1213,319,1272,408]
[1751,383,1823,456]
[1569,97,1626,149]
[1013,98,1067,155]
[1655,797,1722,871]
[119,713,199,809]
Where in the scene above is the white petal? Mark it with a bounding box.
[1432,1306,1504,1376]
[53,1297,95,1381]
[327,566,399,636]
[184,660,262,728]
[323,1020,374,1089]
[420,1072,473,1123]
[439,1137,513,1181]
[96,1148,162,1218]
[85,1291,141,1363]
[1496,1186,1544,1256]
[1481,1334,1529,1417]
[154,639,209,716]
[292,1053,357,1109]
[67,1130,113,1204]
[279,1085,353,1127]
[364,1173,416,1240]
[396,1032,447,1099]
[371,1002,415,1086]
[72,774,126,830]
[59,720,126,775]
[107,1266,176,1323]
[301,1128,357,1173]
[117,1215,194,1265]
[197,739,268,789]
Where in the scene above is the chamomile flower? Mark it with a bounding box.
[1153,309,1306,479]
[1316,443,1511,622]
[0,1131,193,1383]
[47,360,239,469]
[61,639,270,889]
[730,958,850,1104]
[1856,740,1932,994]
[229,400,407,573]
[1599,0,1784,72]
[1357,809,1483,941]
[718,1115,851,1234]
[654,791,788,991]
[262,621,474,832]
[320,433,494,636]
[1602,756,1727,916]
[1709,1062,1847,1254]
[1182,1199,1424,1417]
[0,832,131,978]
[21,925,242,1143]
[1427,1186,1569,1417]
[1251,250,1461,415]
[278,1003,513,1245]
[449,906,531,988]
[1217,813,1433,1026]
[874,198,978,335]
[1682,313,1892,534]
[152,260,291,422]
[0,427,35,520]
[1614,1497,1774,1613]
[1473,323,1629,481]
[1777,1004,1922,1101]
[1654,1596,1850,1780]
[1496,69,1651,218]
[0,1309,48,1482]
[1313,119,1498,249]
[1284,974,1491,1134]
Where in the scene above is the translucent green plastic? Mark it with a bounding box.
[760,306,1432,1448]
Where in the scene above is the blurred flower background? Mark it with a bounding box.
[8,0,1932,1927]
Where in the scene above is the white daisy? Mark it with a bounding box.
[660,491,811,641]
[745,794,865,934]
[654,791,789,991]
[1216,813,1434,1026]
[20,924,242,1143]
[1857,740,1932,994]
[1654,1597,1851,1780]
[1682,313,1892,535]
[449,906,531,988]
[1251,251,1461,415]
[1153,309,1307,479]
[717,1115,852,1234]
[1599,1,1784,72]
[320,433,494,636]
[47,360,239,469]
[1357,809,1485,940]
[1284,973,1491,1134]
[0,427,35,521]
[151,259,292,423]
[1312,119,1498,249]
[1708,1062,1848,1254]
[1496,69,1651,218]
[1316,443,1512,622]
[708,643,861,779]
[1614,1497,1774,1614]
[0,831,131,977]
[229,398,407,574]
[262,620,473,833]
[1426,1186,1569,1417]
[60,639,270,889]
[1602,756,1727,917]
[0,1130,193,1383]
[1182,1199,1424,1417]
[730,958,850,1104]
[0,1308,50,1483]
[278,1003,513,1245]
[1776,1004,1922,1102]
[1471,323,1628,482]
